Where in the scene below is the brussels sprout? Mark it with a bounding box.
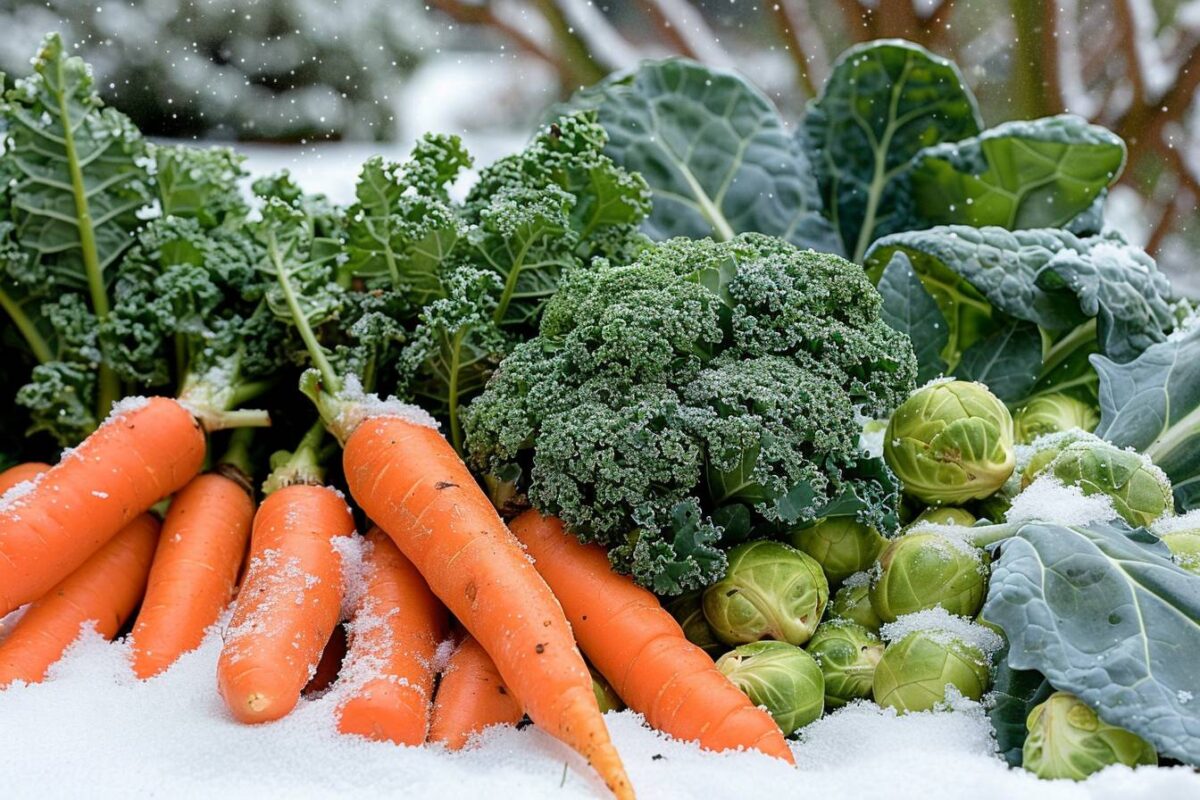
[1013,394,1100,445]
[911,507,977,528]
[885,380,1016,505]
[591,666,625,713]
[829,578,882,632]
[872,628,992,713]
[1020,430,1107,489]
[806,620,883,708]
[1161,530,1200,576]
[1022,692,1157,780]
[1044,441,1174,527]
[870,533,988,622]
[703,541,829,646]
[664,591,724,656]
[789,517,887,584]
[716,641,824,736]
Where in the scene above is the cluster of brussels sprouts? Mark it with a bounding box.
[667,377,1182,779]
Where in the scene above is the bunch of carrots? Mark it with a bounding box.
[0,395,794,799]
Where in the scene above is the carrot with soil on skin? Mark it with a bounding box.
[129,431,258,679]
[509,511,796,763]
[429,633,524,750]
[336,528,447,744]
[341,415,633,799]
[0,513,160,688]
[0,397,206,617]
[0,463,51,494]
[217,424,354,724]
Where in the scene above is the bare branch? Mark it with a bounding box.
[923,0,959,52]
[767,0,830,96]
[1114,0,1147,110]
[643,0,733,67]
[873,0,922,40]
[429,0,563,73]
[836,0,875,42]
[550,0,641,72]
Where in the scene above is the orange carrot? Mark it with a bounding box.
[129,471,256,679]
[304,624,347,695]
[217,484,353,724]
[0,462,50,494]
[510,511,795,763]
[429,634,524,749]
[0,397,206,616]
[336,528,447,745]
[343,417,633,799]
[0,513,160,688]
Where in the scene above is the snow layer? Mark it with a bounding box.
[1,625,1197,799]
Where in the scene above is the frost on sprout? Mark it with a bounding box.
[880,609,1003,659]
[1153,509,1200,536]
[1006,476,1119,527]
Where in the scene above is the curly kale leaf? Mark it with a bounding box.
[344,136,469,305]
[466,233,917,593]
[152,143,249,228]
[399,267,509,453]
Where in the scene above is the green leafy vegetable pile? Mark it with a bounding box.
[1,31,1199,788]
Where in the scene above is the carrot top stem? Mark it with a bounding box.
[262,421,327,494]
[216,428,256,490]
[176,351,272,432]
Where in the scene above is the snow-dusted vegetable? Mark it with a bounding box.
[872,623,995,713]
[870,533,988,623]
[1023,692,1157,780]
[884,380,1015,505]
[715,641,824,736]
[790,517,887,584]
[702,541,829,647]
[805,621,883,708]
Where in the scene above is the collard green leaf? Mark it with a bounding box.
[804,39,982,261]
[560,58,839,253]
[956,320,1043,404]
[1036,234,1174,364]
[865,227,1174,394]
[984,520,1200,766]
[909,115,1126,230]
[877,251,948,383]
[1094,329,1200,510]
[988,648,1054,766]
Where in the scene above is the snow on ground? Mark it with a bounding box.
[0,624,1197,800]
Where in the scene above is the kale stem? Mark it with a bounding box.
[268,229,341,395]
[0,286,53,363]
[56,53,120,419]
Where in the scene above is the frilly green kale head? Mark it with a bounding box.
[465,233,918,593]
